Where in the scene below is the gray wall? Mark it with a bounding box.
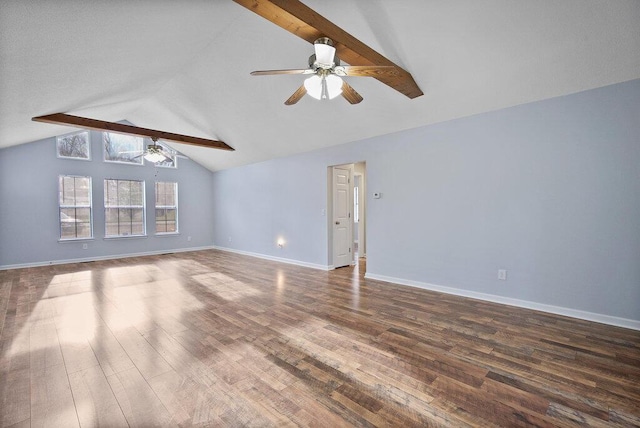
[0,131,215,267]
[212,79,640,322]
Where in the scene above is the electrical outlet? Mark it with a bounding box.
[187,236,192,242]
[228,237,232,243]
[82,243,88,250]
[498,269,507,281]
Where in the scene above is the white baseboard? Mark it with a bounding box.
[212,246,331,271]
[365,272,640,331]
[0,246,216,271]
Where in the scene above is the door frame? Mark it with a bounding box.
[328,162,361,269]
[353,170,366,258]
[331,163,354,268]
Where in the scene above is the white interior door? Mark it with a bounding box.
[333,165,353,268]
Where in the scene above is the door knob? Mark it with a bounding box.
[335,221,340,225]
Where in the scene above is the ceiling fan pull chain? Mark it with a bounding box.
[321,75,329,100]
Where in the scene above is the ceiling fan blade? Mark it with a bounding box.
[251,69,313,76]
[233,0,423,99]
[32,113,233,151]
[339,65,400,78]
[284,85,307,105]
[341,82,363,105]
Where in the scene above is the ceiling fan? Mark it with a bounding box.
[251,37,400,105]
[234,0,423,105]
[140,139,173,163]
[124,138,175,163]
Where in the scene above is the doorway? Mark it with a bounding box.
[328,162,366,270]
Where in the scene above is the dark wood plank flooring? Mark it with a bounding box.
[1,250,639,427]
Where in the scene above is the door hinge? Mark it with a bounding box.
[349,247,351,253]
[348,212,351,218]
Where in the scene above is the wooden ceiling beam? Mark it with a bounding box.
[32,113,233,151]
[233,0,423,99]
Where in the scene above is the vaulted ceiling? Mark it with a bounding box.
[1,1,639,171]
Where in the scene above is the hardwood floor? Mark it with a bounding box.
[1,250,639,427]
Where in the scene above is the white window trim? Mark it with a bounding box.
[155,181,179,235]
[56,131,91,161]
[104,179,147,238]
[58,175,94,241]
[103,132,144,166]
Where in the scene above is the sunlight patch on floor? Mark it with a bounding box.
[192,273,263,301]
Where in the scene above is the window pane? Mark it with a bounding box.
[130,181,143,205]
[60,206,76,239]
[105,223,119,237]
[105,208,118,224]
[105,180,118,206]
[166,184,176,206]
[75,207,91,223]
[166,221,177,233]
[61,222,76,239]
[156,222,167,233]
[156,208,166,222]
[117,181,130,206]
[104,133,143,164]
[155,183,161,205]
[61,207,76,221]
[158,183,166,206]
[62,176,76,205]
[132,208,144,235]
[105,208,119,237]
[76,223,92,239]
[118,209,132,236]
[166,209,176,221]
[75,177,91,205]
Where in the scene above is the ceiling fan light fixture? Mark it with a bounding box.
[304,75,322,100]
[143,144,168,163]
[314,43,336,68]
[325,74,343,99]
[304,74,343,101]
[144,151,167,163]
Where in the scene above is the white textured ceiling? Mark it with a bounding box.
[1,0,639,171]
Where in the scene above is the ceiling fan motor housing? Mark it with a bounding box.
[309,53,340,70]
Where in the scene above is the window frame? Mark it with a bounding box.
[155,181,179,235]
[103,132,144,166]
[56,131,91,161]
[103,178,147,238]
[58,175,93,241]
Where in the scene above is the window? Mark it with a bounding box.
[103,132,143,165]
[104,179,145,237]
[155,182,178,233]
[59,175,92,240]
[56,131,90,160]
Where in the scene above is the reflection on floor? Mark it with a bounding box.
[1,249,639,426]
